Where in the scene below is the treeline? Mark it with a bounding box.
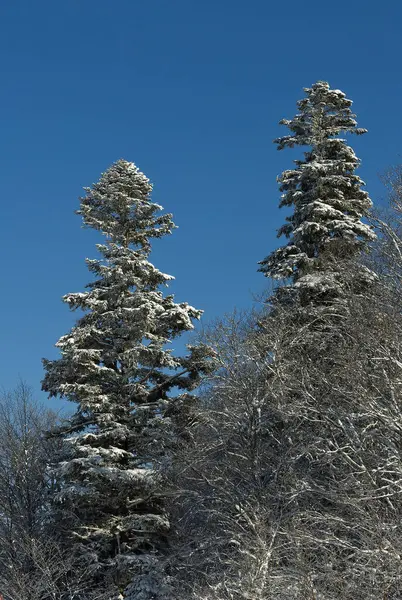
[2,81,402,599]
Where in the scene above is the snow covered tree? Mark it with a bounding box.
[173,284,402,599]
[259,81,376,303]
[42,160,215,599]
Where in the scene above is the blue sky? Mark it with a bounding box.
[1,0,401,405]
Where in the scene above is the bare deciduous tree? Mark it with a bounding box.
[169,279,402,599]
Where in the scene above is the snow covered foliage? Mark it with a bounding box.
[123,555,173,600]
[172,292,402,599]
[42,160,215,597]
[259,81,376,302]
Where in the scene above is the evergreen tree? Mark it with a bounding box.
[259,81,376,303]
[42,160,214,599]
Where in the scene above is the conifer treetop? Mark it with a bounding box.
[78,159,175,250]
[259,81,376,298]
[275,81,367,151]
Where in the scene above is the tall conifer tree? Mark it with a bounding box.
[259,81,375,303]
[42,160,214,599]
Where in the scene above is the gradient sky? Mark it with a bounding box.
[1,0,401,406]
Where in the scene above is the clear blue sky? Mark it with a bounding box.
[1,0,401,404]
